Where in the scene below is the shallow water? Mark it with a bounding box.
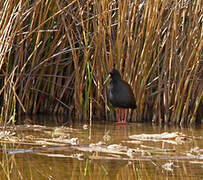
[0,115,203,179]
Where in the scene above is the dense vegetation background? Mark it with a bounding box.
[0,0,202,124]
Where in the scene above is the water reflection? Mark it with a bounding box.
[0,115,202,179]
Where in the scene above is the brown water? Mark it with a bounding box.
[0,115,203,180]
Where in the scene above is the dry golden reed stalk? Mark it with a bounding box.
[0,0,202,124]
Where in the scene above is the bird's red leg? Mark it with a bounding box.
[117,108,121,123]
[123,109,127,124]
[116,109,127,125]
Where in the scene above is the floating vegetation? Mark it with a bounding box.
[0,125,202,162]
[129,132,193,144]
[0,121,203,179]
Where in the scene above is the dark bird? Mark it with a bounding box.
[104,69,136,124]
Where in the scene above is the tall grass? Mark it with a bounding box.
[0,0,202,124]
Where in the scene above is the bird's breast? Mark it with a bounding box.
[108,80,136,108]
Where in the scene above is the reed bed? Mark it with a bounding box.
[0,0,202,124]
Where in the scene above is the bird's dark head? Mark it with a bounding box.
[103,69,121,85]
[109,69,121,80]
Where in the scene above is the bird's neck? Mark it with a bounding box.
[111,78,122,86]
